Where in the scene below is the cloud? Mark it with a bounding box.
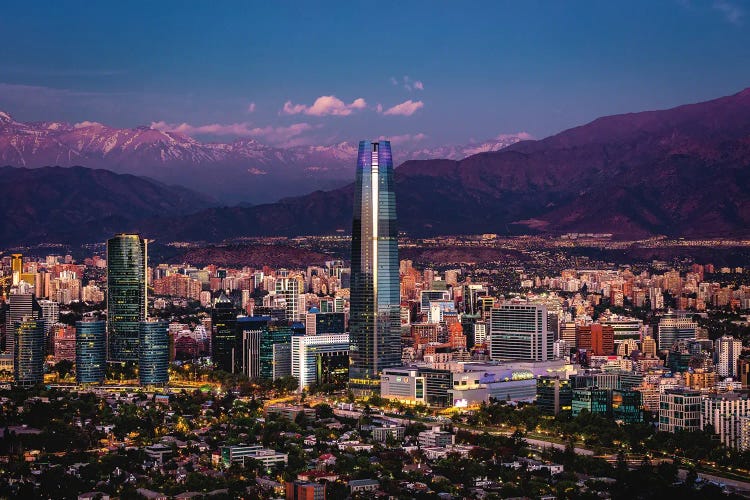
[281,95,367,116]
[379,133,428,145]
[713,0,743,24]
[150,120,315,146]
[247,102,256,113]
[393,76,424,91]
[382,99,424,116]
[74,121,104,128]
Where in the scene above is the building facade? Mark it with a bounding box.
[349,140,400,394]
[291,333,349,391]
[138,321,169,386]
[76,320,106,385]
[490,304,552,361]
[107,234,147,362]
[13,317,44,386]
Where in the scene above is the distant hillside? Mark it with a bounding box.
[135,87,750,240]
[0,166,214,245]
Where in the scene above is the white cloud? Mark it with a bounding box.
[247,102,256,113]
[382,99,424,116]
[74,121,104,128]
[713,0,743,24]
[413,81,424,91]
[281,95,367,116]
[390,76,398,85]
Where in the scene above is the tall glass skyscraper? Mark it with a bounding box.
[107,234,147,362]
[349,140,400,394]
[139,320,169,386]
[211,293,239,373]
[76,320,106,385]
[14,317,45,387]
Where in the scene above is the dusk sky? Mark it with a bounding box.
[1,0,749,147]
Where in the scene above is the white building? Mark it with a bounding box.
[659,389,701,432]
[715,335,742,378]
[490,304,552,361]
[291,333,349,391]
[701,392,750,450]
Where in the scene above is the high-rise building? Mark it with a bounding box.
[38,299,59,342]
[715,335,743,378]
[76,320,106,385]
[291,333,349,391]
[657,312,696,350]
[4,292,39,355]
[659,388,701,432]
[11,254,22,286]
[14,317,45,386]
[211,293,239,373]
[490,304,552,361]
[701,392,750,450]
[138,321,169,386]
[275,269,301,321]
[107,234,147,362]
[349,140,400,394]
[286,480,325,500]
[575,324,614,355]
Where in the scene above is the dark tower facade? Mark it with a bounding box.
[349,140,400,394]
[76,320,106,385]
[211,293,238,373]
[107,234,147,362]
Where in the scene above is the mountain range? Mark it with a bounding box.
[0,110,527,204]
[138,87,750,241]
[2,87,750,245]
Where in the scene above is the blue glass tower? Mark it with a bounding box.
[76,320,106,385]
[107,234,147,362]
[349,140,400,394]
[14,317,45,387]
[138,321,169,386]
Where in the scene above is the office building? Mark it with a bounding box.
[4,292,38,355]
[715,335,742,378]
[107,234,147,362]
[572,387,611,417]
[659,389,701,432]
[138,321,169,386]
[602,317,643,344]
[275,269,301,321]
[490,304,552,361]
[575,324,614,356]
[220,445,288,469]
[76,320,106,385]
[536,376,573,415]
[349,140,400,394]
[212,293,238,373]
[14,317,44,386]
[657,312,697,350]
[291,333,349,391]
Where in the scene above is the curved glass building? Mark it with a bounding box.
[349,140,400,394]
[107,234,147,362]
[139,321,169,386]
[76,320,106,385]
[14,317,45,387]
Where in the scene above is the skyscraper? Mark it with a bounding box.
[349,140,400,394]
[211,293,239,373]
[715,335,742,378]
[76,320,106,385]
[490,303,552,361]
[107,234,147,362]
[275,269,301,321]
[14,317,45,386]
[138,320,169,386]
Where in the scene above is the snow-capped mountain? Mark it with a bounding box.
[0,111,528,203]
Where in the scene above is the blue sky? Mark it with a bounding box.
[1,0,749,147]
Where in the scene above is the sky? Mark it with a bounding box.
[1,0,749,148]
